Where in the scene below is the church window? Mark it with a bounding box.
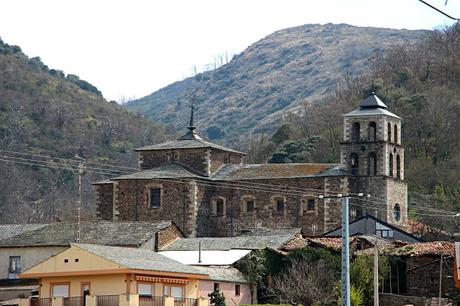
[350,153,359,176]
[396,154,401,179]
[368,122,377,141]
[393,203,401,221]
[389,153,394,177]
[213,197,225,217]
[272,196,285,214]
[394,124,398,144]
[149,188,161,208]
[387,123,392,142]
[307,199,316,212]
[242,197,255,213]
[352,122,360,142]
[368,152,377,176]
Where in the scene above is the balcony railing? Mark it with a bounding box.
[96,295,119,306]
[63,297,83,306]
[174,298,197,306]
[139,296,163,306]
[31,297,52,306]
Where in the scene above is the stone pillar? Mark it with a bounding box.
[18,298,30,306]
[164,297,175,306]
[52,297,64,306]
[86,295,97,306]
[119,294,139,306]
[197,297,209,306]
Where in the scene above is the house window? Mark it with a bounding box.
[352,122,360,142]
[164,285,184,298]
[8,256,21,279]
[81,283,91,296]
[235,284,240,296]
[214,198,225,217]
[214,283,220,291]
[393,204,401,222]
[52,284,69,297]
[138,283,154,296]
[368,122,376,141]
[376,229,394,239]
[149,188,161,208]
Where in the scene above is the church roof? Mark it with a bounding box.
[111,163,201,180]
[344,93,401,119]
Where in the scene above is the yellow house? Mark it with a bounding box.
[19,244,209,306]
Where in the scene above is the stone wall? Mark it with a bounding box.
[406,256,460,301]
[379,293,451,306]
[95,183,114,221]
[209,149,243,174]
[156,224,183,250]
[139,148,208,175]
[386,178,408,225]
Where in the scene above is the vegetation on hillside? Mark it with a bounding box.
[0,37,170,223]
[126,23,426,142]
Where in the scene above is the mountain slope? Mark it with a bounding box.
[126,23,427,141]
[0,38,170,223]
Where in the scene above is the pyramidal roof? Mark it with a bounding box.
[135,104,246,155]
[344,92,400,119]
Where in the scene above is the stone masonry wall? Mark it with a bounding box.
[139,148,208,175]
[209,149,243,174]
[95,183,114,220]
[195,177,330,237]
[386,178,408,225]
[113,179,197,237]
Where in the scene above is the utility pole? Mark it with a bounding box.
[439,253,444,306]
[374,240,379,306]
[75,155,86,243]
[318,192,369,306]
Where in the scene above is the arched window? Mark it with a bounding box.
[389,153,394,177]
[387,123,392,142]
[368,122,377,141]
[213,197,225,217]
[393,204,401,221]
[350,153,359,176]
[396,154,401,179]
[368,152,377,176]
[394,125,398,144]
[352,122,360,142]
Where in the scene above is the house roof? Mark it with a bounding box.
[73,244,206,276]
[191,266,247,283]
[160,250,251,266]
[0,221,173,247]
[386,241,454,257]
[161,234,297,251]
[212,163,347,180]
[239,227,301,237]
[0,224,48,241]
[111,164,201,180]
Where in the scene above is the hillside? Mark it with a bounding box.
[0,38,170,223]
[126,23,427,141]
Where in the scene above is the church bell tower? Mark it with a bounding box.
[340,93,407,226]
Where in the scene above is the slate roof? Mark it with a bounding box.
[0,224,48,241]
[0,221,173,247]
[161,234,296,251]
[239,227,301,237]
[111,164,200,180]
[135,133,245,155]
[74,244,207,276]
[191,266,247,283]
[212,163,347,180]
[160,250,251,266]
[344,93,401,119]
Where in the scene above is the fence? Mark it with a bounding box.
[174,298,197,306]
[96,295,119,306]
[63,297,83,306]
[30,298,52,306]
[139,296,164,306]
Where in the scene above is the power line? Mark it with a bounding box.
[417,0,460,20]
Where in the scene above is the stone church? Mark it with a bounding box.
[95,93,407,237]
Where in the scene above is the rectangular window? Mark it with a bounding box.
[216,199,224,217]
[52,284,69,297]
[8,256,21,279]
[276,199,284,212]
[149,188,161,208]
[235,284,240,296]
[138,283,153,296]
[214,283,220,291]
[164,285,184,298]
[246,200,254,213]
[307,199,315,211]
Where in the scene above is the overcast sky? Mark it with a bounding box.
[1,0,459,102]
